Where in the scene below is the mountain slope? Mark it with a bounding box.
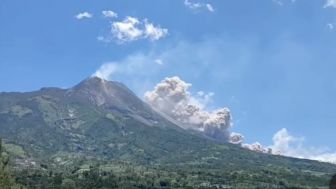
[0,77,335,188]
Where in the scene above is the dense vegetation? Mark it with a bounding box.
[10,159,335,189]
[2,137,334,189]
[0,139,11,188]
[0,139,21,189]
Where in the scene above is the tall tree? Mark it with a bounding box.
[0,138,13,189]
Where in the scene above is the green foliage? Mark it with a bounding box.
[3,143,26,158]
[12,160,334,189]
[0,139,21,189]
[0,139,11,188]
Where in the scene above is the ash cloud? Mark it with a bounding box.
[229,132,245,145]
[242,142,273,154]
[92,63,117,80]
[243,128,336,164]
[144,76,241,142]
[144,77,336,164]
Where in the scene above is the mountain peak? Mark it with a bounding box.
[65,76,173,128]
[86,76,110,84]
[86,76,106,83]
[75,76,109,91]
[68,77,131,107]
[73,76,136,97]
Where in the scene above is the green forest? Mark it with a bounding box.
[1,138,334,189]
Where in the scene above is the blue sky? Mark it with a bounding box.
[1,0,336,160]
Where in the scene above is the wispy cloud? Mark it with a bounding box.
[92,63,117,80]
[102,10,118,18]
[99,16,168,44]
[93,36,254,92]
[184,0,215,12]
[91,48,166,80]
[91,52,166,94]
[206,4,215,12]
[154,59,164,65]
[325,0,336,8]
[272,0,296,6]
[143,20,169,40]
[75,12,93,20]
[327,23,334,31]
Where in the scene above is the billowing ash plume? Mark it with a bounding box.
[242,128,336,164]
[229,132,245,145]
[144,76,241,142]
[242,142,273,154]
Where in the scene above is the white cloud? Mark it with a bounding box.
[270,128,301,154]
[97,36,109,43]
[270,128,336,164]
[244,128,336,164]
[75,12,93,20]
[272,0,296,6]
[144,20,169,40]
[184,0,202,9]
[100,16,168,43]
[184,0,215,12]
[206,4,215,12]
[327,23,334,30]
[325,0,336,8]
[102,10,118,18]
[93,36,254,95]
[92,56,148,81]
[154,59,164,65]
[91,52,166,95]
[112,16,144,42]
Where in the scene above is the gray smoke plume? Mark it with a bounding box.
[229,132,245,145]
[144,76,241,142]
[242,128,336,164]
[242,142,273,154]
